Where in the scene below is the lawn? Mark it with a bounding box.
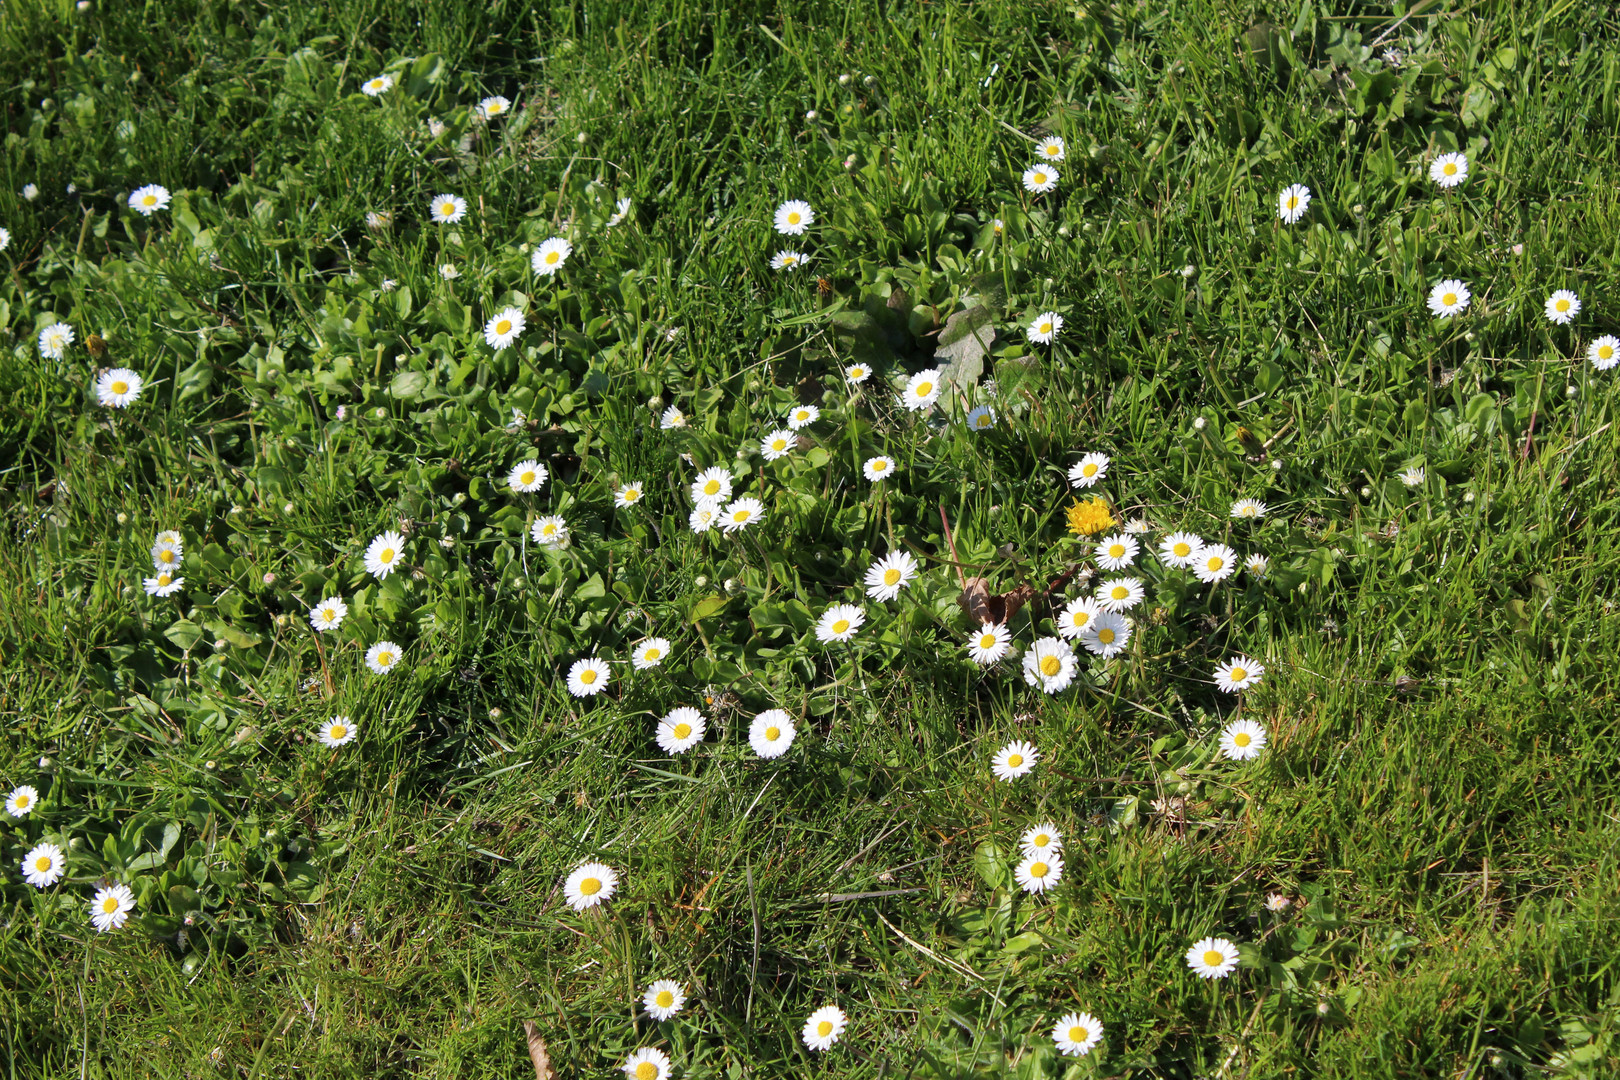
[2,0,1619,1077]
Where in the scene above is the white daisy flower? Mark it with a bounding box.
[483,307,526,349]
[689,504,719,533]
[1213,655,1264,693]
[22,841,65,888]
[1020,823,1063,858]
[1589,335,1620,371]
[1230,498,1267,520]
[1027,311,1064,344]
[429,194,468,224]
[655,708,705,754]
[1186,936,1240,978]
[1277,184,1311,224]
[532,237,572,276]
[38,321,74,359]
[143,571,183,597]
[815,603,865,643]
[691,467,732,503]
[1400,465,1426,487]
[631,638,671,669]
[96,368,143,408]
[128,184,171,215]
[151,539,182,571]
[607,197,633,227]
[531,515,570,548]
[1036,136,1066,162]
[774,200,815,235]
[760,429,797,461]
[1022,165,1059,193]
[1427,280,1471,319]
[1124,517,1153,534]
[770,250,807,270]
[749,709,796,758]
[1219,718,1269,761]
[1545,290,1580,325]
[1245,553,1270,576]
[364,530,406,579]
[864,551,918,602]
[566,657,611,697]
[1054,597,1101,639]
[1068,452,1110,488]
[1022,637,1077,693]
[1093,533,1138,571]
[365,641,403,675]
[659,404,686,428]
[1095,576,1145,612]
[1079,611,1132,658]
[621,1047,669,1080]
[5,784,39,818]
[508,460,548,493]
[361,74,394,96]
[1265,893,1293,912]
[844,363,871,384]
[801,1005,847,1052]
[89,883,136,932]
[642,980,687,1020]
[366,211,393,230]
[966,405,997,431]
[21,183,37,201]
[309,597,348,632]
[317,716,357,748]
[990,740,1039,781]
[1052,1012,1102,1057]
[1429,152,1468,188]
[900,368,943,411]
[720,497,764,533]
[0,226,10,251]
[477,95,511,119]
[862,455,897,482]
[1015,852,1063,893]
[563,861,619,910]
[614,482,646,509]
[439,263,460,280]
[1191,545,1237,584]
[786,404,820,430]
[1159,532,1203,568]
[966,621,1013,665]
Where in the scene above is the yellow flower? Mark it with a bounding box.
[1066,496,1114,536]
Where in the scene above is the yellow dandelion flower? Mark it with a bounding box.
[1066,496,1114,537]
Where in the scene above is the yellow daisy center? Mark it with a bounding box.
[496,320,511,334]
[546,251,560,264]
[1098,628,1115,644]
[111,380,129,395]
[1083,463,1097,476]
[656,991,675,1007]
[1444,162,1457,175]
[635,1064,656,1080]
[976,415,990,426]
[1204,949,1225,967]
[733,510,749,522]
[873,460,888,471]
[787,212,801,224]
[831,619,850,634]
[1230,667,1247,682]
[379,548,395,563]
[579,877,601,896]
[580,669,597,684]
[851,368,865,378]
[883,568,901,586]
[35,856,51,871]
[979,634,997,648]
[671,723,690,740]
[157,574,171,586]
[644,647,660,660]
[488,103,503,114]
[1110,586,1128,600]
[1234,732,1252,747]
[1287,196,1298,209]
[703,480,721,495]
[543,524,557,536]
[1071,612,1090,628]
[521,471,536,485]
[1045,146,1060,158]
[16,794,31,807]
[102,897,119,913]
[765,726,781,741]
[321,607,335,621]
[817,1021,834,1037]
[143,195,157,206]
[1557,299,1570,311]
[329,725,347,740]
[1442,292,1457,306]
[1069,1025,1088,1042]
[624,489,640,501]
[441,202,456,216]
[1173,542,1191,557]
[916,381,933,396]
[376,652,393,666]
[1207,557,1224,571]
[1034,172,1047,184]
[1006,753,1023,767]
[1108,544,1124,558]
[1040,655,1062,676]
[1601,346,1615,360]
[772,439,787,451]
[159,550,175,564]
[1030,862,1048,878]
[1040,322,1052,334]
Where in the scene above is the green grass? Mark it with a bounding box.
[2,0,1620,1076]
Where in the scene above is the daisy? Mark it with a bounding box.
[774,200,815,235]
[1015,852,1063,893]
[477,95,511,119]
[128,184,171,216]
[21,841,65,888]
[1125,517,1153,534]
[1023,637,1077,693]
[1035,136,1066,162]
[614,482,646,508]
[1159,531,1203,568]
[786,404,820,430]
[1546,290,1580,325]
[1245,553,1270,576]
[990,740,1038,781]
[1068,452,1110,488]
[1079,611,1132,658]
[801,1005,847,1052]
[900,368,944,411]
[1054,597,1101,639]
[815,603,865,643]
[1265,893,1293,912]
[483,307,526,349]
[143,571,183,597]
[770,250,807,270]
[1020,823,1063,857]
[38,322,74,359]
[1277,184,1311,224]
[1230,498,1267,520]
[966,405,996,431]
[151,539,182,570]
[631,638,671,669]
[0,227,9,251]
[1192,544,1237,584]
[1052,1012,1103,1057]
[317,716,357,747]
[566,657,611,697]
[1219,718,1269,761]
[95,368,144,408]
[1400,465,1426,487]
[691,467,733,504]
[608,198,633,227]
[864,551,919,601]
[361,74,394,96]
[622,1048,669,1080]
[439,263,460,280]
[563,861,619,910]
[1213,655,1264,693]
[1186,936,1240,979]
[643,980,687,1020]
[309,597,348,632]
[689,504,719,533]
[1094,533,1138,571]
[531,515,569,547]
[1429,152,1468,187]
[1027,311,1064,344]
[429,194,468,224]
[1022,165,1059,193]
[720,498,764,533]
[508,460,548,493]
[1095,577,1145,612]
[749,709,796,759]
[1590,335,1620,371]
[1427,280,1471,318]
[659,404,686,428]
[966,622,1012,665]
[365,641,403,675]
[760,429,797,461]
[366,211,393,230]
[90,883,136,932]
[863,455,897,481]
[364,531,407,579]
[532,237,572,276]
[844,363,872,384]
[6,784,39,817]
[154,529,183,548]
[655,708,705,754]
[21,183,36,201]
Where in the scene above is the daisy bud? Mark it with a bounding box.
[204,759,217,770]
[38,757,52,769]
[838,73,851,85]
[374,407,387,419]
[262,572,276,586]
[489,707,503,720]
[1317,1001,1331,1016]
[440,536,455,549]
[1351,204,1364,215]
[213,639,228,651]
[1193,417,1207,430]
[805,110,818,120]
[1182,264,1197,278]
[116,512,128,525]
[230,505,243,515]
[864,75,877,86]
[274,614,289,627]
[452,492,467,505]
[576,131,588,144]
[283,503,295,515]
[77,0,91,9]
[694,575,708,588]
[1512,243,1524,255]
[1566,385,1578,397]
[1360,486,1372,497]
[1057,225,1071,238]
[648,395,663,410]
[723,578,740,596]
[844,154,857,169]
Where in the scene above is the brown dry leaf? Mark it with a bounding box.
[521,1021,554,1080]
[958,578,1035,625]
